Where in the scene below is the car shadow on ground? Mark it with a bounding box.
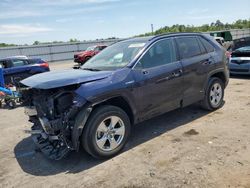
[14,104,214,176]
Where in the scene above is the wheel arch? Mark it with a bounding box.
[210,71,227,86]
[92,96,135,125]
[205,69,229,90]
[72,95,135,151]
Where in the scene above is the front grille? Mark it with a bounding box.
[231,60,250,64]
[230,68,249,72]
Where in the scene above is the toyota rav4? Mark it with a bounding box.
[21,33,229,160]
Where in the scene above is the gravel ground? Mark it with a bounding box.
[0,61,249,188]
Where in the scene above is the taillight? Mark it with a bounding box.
[39,62,49,68]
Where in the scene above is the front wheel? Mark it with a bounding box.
[201,77,225,111]
[81,105,131,159]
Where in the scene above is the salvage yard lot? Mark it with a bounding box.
[0,61,250,188]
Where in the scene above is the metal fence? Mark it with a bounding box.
[1,29,250,62]
[229,29,250,40]
[0,39,121,62]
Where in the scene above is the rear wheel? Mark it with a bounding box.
[6,100,16,109]
[201,77,224,111]
[81,105,131,159]
[85,56,91,62]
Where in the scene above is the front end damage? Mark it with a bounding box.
[22,85,91,160]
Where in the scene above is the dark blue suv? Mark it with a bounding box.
[21,33,229,160]
[0,56,50,85]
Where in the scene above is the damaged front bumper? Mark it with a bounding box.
[28,107,74,160]
[23,88,92,160]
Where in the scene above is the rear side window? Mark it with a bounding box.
[94,47,100,51]
[11,59,28,67]
[199,37,215,53]
[28,59,40,64]
[176,37,202,59]
[100,46,107,50]
[197,39,207,54]
[139,38,177,69]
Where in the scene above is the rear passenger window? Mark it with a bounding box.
[28,59,39,64]
[139,39,177,69]
[199,37,215,53]
[176,37,202,59]
[11,59,27,67]
[197,38,207,54]
[100,46,106,50]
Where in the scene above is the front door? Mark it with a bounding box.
[132,38,183,121]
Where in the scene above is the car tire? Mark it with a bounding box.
[85,56,91,62]
[201,77,225,111]
[81,105,131,159]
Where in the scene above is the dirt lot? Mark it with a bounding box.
[0,61,250,188]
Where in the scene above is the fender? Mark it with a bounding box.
[71,93,137,150]
[203,68,229,91]
[72,104,93,150]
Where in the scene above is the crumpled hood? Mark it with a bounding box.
[21,69,112,89]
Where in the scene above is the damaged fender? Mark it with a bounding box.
[71,105,93,151]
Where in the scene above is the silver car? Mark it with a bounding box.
[229,37,250,75]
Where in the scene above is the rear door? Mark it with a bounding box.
[175,36,214,106]
[132,38,183,121]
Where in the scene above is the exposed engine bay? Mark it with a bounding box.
[22,85,88,160]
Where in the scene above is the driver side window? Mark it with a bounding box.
[138,38,177,69]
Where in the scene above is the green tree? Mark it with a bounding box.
[33,41,40,45]
[69,38,79,42]
[137,19,250,37]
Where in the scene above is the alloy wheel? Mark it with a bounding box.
[95,116,125,152]
[210,83,222,107]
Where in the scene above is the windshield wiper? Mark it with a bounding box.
[81,68,101,71]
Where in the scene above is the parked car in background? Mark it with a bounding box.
[21,33,229,160]
[214,37,232,50]
[74,45,107,65]
[214,37,225,46]
[229,37,250,75]
[0,56,50,85]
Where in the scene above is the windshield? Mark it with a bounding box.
[86,46,96,51]
[81,40,146,71]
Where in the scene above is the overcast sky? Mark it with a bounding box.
[0,0,249,44]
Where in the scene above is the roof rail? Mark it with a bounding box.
[149,32,202,41]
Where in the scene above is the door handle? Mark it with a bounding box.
[155,69,182,84]
[172,69,183,77]
[202,59,212,65]
[142,70,149,75]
